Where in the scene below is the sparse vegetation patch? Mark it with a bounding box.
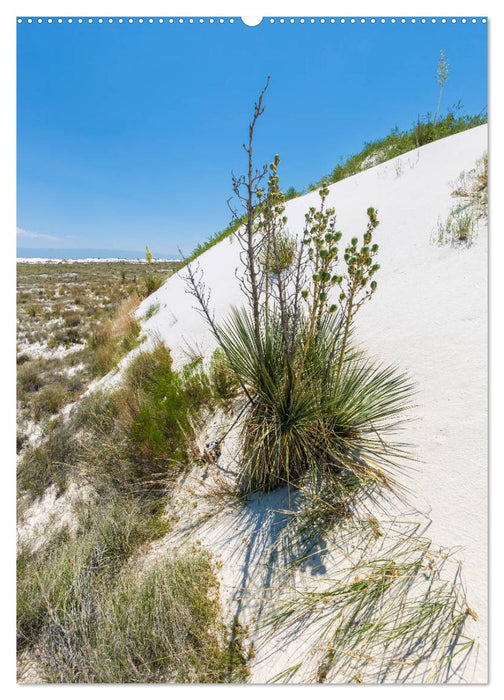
[17,496,246,683]
[434,153,487,247]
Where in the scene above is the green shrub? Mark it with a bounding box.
[119,343,196,468]
[209,348,240,408]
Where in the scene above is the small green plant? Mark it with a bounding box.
[451,152,488,219]
[209,348,240,408]
[435,207,476,247]
[143,302,160,320]
[139,244,164,297]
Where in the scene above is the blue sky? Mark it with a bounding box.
[17,17,487,257]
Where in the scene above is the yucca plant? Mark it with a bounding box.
[218,305,414,494]
[186,80,415,498]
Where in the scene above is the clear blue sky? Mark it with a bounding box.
[17,17,487,256]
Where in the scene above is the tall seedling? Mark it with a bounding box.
[434,50,450,125]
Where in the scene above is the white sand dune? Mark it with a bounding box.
[103,125,487,682]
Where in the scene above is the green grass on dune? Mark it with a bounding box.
[182,110,486,264]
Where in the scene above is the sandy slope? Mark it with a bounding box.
[109,125,487,682]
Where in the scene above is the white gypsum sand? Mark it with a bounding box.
[31,125,486,683]
[134,125,488,682]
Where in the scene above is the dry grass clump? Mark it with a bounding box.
[89,294,142,376]
[17,418,78,497]
[31,384,69,421]
[435,153,488,248]
[451,152,488,219]
[62,311,82,328]
[17,356,86,424]
[18,363,43,393]
[17,495,247,683]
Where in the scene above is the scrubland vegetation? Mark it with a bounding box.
[18,498,248,683]
[17,342,245,682]
[17,68,483,683]
[16,260,176,450]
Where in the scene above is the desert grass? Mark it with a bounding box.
[18,418,79,497]
[89,293,142,376]
[16,260,178,448]
[451,152,488,220]
[18,341,230,501]
[17,492,247,683]
[434,153,488,248]
[265,517,476,684]
[435,207,477,247]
